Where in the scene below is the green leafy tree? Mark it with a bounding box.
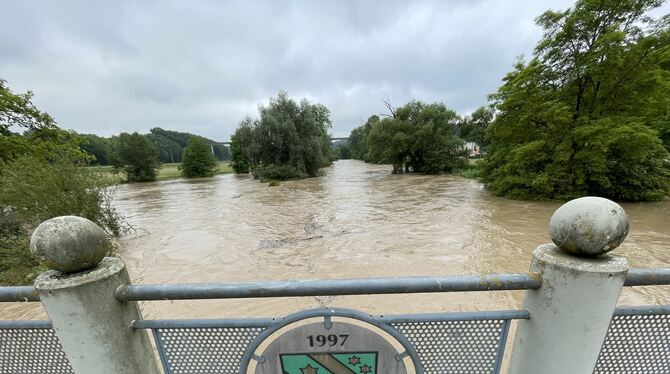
[348,115,378,161]
[111,132,160,182]
[79,134,112,165]
[180,136,218,178]
[482,0,670,201]
[1,79,86,163]
[230,92,333,181]
[367,101,466,174]
[459,106,493,148]
[230,117,254,173]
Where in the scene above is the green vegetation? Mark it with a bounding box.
[0,79,123,285]
[180,137,218,178]
[110,132,161,182]
[231,92,333,181]
[89,161,233,182]
[79,128,230,166]
[350,101,467,174]
[458,107,493,150]
[481,0,670,201]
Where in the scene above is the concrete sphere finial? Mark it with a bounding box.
[30,216,110,273]
[549,197,629,257]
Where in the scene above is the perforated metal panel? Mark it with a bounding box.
[0,328,73,374]
[154,327,265,374]
[391,319,509,374]
[594,313,670,374]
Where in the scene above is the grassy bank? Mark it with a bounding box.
[89,161,234,183]
[452,158,482,179]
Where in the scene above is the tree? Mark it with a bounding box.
[0,79,86,163]
[111,132,160,182]
[80,134,112,165]
[482,0,670,201]
[459,106,493,148]
[367,101,466,174]
[230,92,333,181]
[230,117,253,173]
[348,115,378,161]
[180,136,218,178]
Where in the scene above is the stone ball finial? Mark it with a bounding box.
[30,216,110,273]
[549,197,629,257]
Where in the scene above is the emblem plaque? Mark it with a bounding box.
[254,321,409,374]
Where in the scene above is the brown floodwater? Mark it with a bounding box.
[3,160,669,320]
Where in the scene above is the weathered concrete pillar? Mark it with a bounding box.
[31,216,161,374]
[508,197,630,374]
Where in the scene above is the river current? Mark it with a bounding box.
[3,160,669,319]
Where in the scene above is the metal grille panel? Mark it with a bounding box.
[594,314,670,374]
[155,327,264,374]
[391,319,508,374]
[0,328,73,374]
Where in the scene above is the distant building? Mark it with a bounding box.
[464,142,481,157]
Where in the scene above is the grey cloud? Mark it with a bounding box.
[2,0,589,139]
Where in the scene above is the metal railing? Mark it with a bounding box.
[1,269,670,374]
[3,268,670,303]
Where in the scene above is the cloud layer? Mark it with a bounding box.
[2,0,582,139]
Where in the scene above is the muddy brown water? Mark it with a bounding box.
[3,160,669,320]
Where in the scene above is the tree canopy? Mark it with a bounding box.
[354,101,466,174]
[230,92,333,181]
[180,136,218,178]
[0,79,87,163]
[111,132,161,182]
[481,0,670,201]
[458,106,493,149]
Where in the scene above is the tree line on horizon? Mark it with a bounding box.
[79,127,230,166]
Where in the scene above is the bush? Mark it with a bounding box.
[452,164,480,179]
[0,215,42,286]
[0,155,123,285]
[180,137,218,178]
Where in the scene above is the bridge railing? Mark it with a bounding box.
[1,197,669,374]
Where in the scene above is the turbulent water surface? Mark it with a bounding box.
[4,160,669,319]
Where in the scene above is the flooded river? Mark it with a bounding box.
[4,160,669,319]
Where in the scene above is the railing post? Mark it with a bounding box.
[508,197,630,374]
[30,216,161,374]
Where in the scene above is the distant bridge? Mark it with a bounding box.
[213,137,349,146]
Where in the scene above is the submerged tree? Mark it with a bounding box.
[111,132,160,182]
[482,0,670,201]
[367,101,466,174]
[180,136,218,178]
[230,92,333,181]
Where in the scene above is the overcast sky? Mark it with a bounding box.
[0,0,622,140]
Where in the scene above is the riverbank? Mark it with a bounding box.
[89,161,234,183]
[2,160,669,319]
